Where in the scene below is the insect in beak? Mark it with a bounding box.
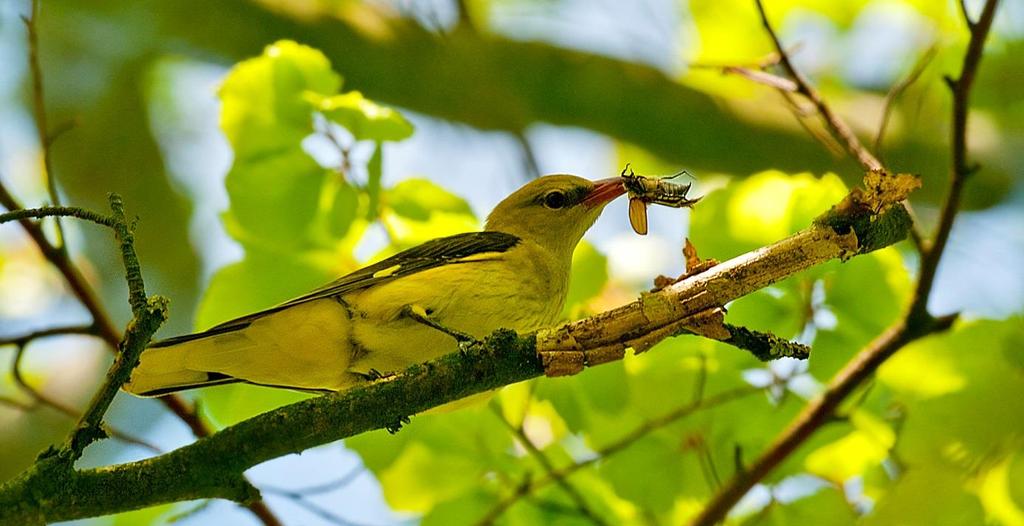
[619,163,702,235]
[628,197,649,235]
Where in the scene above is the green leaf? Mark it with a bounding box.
[598,433,688,513]
[377,442,484,511]
[880,319,1024,470]
[421,488,498,526]
[326,180,361,239]
[365,143,384,220]
[386,178,475,221]
[346,407,516,512]
[804,410,895,484]
[563,241,608,319]
[690,170,847,260]
[741,487,857,526]
[378,178,479,247]
[223,149,329,247]
[864,466,985,526]
[217,40,352,248]
[1009,453,1024,513]
[311,91,414,141]
[219,40,341,160]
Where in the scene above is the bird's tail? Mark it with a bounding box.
[123,333,243,397]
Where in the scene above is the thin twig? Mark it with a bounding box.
[260,465,364,498]
[691,2,1000,523]
[0,325,98,345]
[719,66,798,92]
[779,90,847,157]
[0,205,115,227]
[479,387,759,524]
[21,0,66,252]
[754,0,882,172]
[272,497,377,526]
[751,0,927,253]
[874,45,938,161]
[514,133,542,180]
[491,406,610,526]
[0,186,282,526]
[872,44,937,255]
[6,340,160,453]
[454,0,476,31]
[60,194,167,459]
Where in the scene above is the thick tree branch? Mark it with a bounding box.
[690,2,999,523]
[0,177,912,522]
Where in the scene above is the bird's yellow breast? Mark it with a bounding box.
[344,241,568,375]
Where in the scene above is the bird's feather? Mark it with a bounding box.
[150,231,521,349]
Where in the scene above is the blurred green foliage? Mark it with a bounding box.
[2,1,1023,525]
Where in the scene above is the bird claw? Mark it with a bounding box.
[401,304,479,350]
[360,369,390,381]
[456,336,479,354]
[386,415,411,434]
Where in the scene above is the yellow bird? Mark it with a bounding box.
[124,174,626,396]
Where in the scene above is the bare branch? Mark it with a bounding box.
[748,0,929,254]
[59,195,168,459]
[690,2,1000,523]
[0,325,98,346]
[874,45,938,160]
[909,0,1000,323]
[514,133,541,180]
[22,0,66,251]
[753,0,883,173]
[5,339,160,453]
[491,406,609,526]
[0,186,282,525]
[479,386,760,524]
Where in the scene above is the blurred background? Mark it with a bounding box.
[1,0,1022,525]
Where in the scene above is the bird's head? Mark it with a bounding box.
[485,174,625,255]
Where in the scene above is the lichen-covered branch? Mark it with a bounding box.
[0,175,912,523]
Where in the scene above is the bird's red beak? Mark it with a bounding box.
[583,178,626,207]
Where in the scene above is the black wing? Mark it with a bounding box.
[150,231,521,348]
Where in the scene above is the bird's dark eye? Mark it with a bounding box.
[543,191,567,209]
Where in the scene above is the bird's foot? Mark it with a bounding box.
[359,368,392,381]
[386,415,412,434]
[401,304,480,351]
